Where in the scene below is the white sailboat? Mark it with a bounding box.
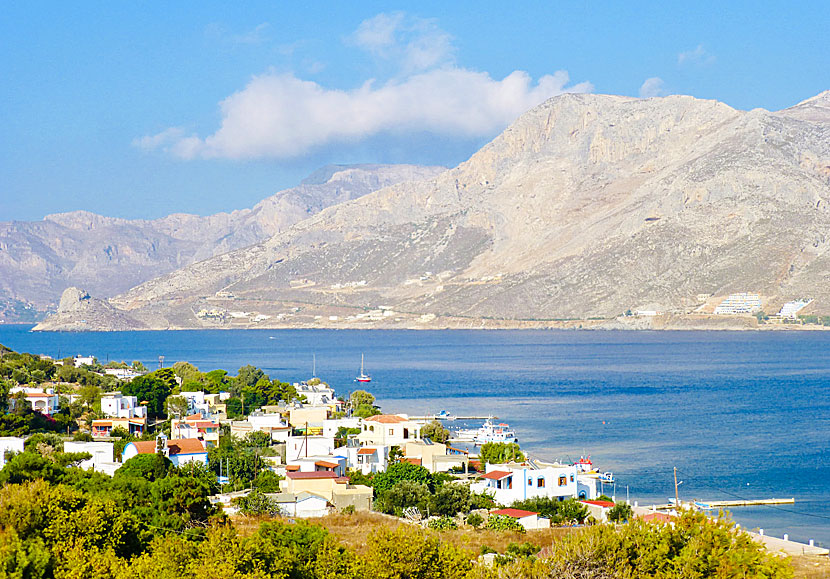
[355,353,371,383]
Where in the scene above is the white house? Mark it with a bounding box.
[343,444,389,475]
[103,368,144,381]
[357,414,421,447]
[63,441,119,475]
[73,355,95,367]
[101,392,147,419]
[489,508,551,530]
[294,381,337,406]
[286,435,335,462]
[267,491,331,518]
[0,437,25,468]
[471,462,590,505]
[9,387,60,415]
[121,436,207,468]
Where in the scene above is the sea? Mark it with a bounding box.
[1,325,828,546]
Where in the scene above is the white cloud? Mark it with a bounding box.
[350,12,454,74]
[678,44,714,65]
[639,77,666,98]
[132,127,185,151]
[139,12,592,160]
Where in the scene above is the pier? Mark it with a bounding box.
[410,415,496,421]
[649,498,795,511]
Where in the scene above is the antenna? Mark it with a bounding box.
[674,467,680,510]
[158,355,165,369]
[313,353,316,378]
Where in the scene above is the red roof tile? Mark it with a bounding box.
[364,414,408,423]
[481,470,512,480]
[357,447,376,455]
[641,512,675,523]
[581,500,615,508]
[315,460,340,469]
[167,439,205,455]
[287,471,339,480]
[402,457,422,466]
[491,508,538,518]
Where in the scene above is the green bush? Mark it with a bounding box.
[485,514,525,533]
[466,512,484,528]
[427,515,458,530]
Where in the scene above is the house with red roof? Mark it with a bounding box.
[471,461,595,505]
[286,455,347,477]
[91,416,146,437]
[357,414,421,446]
[580,499,616,522]
[121,435,207,468]
[490,508,551,530]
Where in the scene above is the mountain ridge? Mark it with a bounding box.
[0,164,445,321]
[35,91,830,330]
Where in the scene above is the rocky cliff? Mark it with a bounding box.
[0,164,444,320]
[34,91,830,331]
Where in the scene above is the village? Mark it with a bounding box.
[0,350,643,531]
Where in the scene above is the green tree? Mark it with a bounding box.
[375,480,431,516]
[478,442,525,464]
[420,420,450,443]
[486,514,526,533]
[115,454,173,482]
[122,373,173,419]
[372,461,433,495]
[607,501,633,523]
[430,482,471,516]
[165,395,190,418]
[349,390,375,409]
[78,383,101,412]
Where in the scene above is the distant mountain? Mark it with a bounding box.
[36,91,830,331]
[0,164,445,321]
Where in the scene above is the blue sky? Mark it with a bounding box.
[2,1,828,222]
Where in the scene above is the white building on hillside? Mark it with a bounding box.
[357,414,421,447]
[342,444,389,475]
[471,461,598,505]
[714,293,762,315]
[101,392,147,419]
[64,441,119,475]
[9,387,60,415]
[778,299,812,320]
[295,381,337,406]
[286,435,335,462]
[0,437,25,468]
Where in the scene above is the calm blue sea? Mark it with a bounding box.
[1,326,828,546]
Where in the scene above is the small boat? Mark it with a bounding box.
[435,410,456,420]
[355,353,371,383]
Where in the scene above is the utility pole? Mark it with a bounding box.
[674,467,680,511]
[158,355,164,369]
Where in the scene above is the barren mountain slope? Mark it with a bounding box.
[36,92,830,330]
[0,164,443,319]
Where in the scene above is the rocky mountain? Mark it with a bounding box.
[35,91,830,331]
[0,164,444,321]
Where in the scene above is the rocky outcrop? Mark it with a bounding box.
[33,287,146,331]
[36,91,830,330]
[1,164,445,320]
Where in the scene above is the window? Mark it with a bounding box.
[570,474,575,482]
[528,477,533,486]
[538,478,545,488]
[558,476,567,486]
[389,428,394,435]
[403,428,409,439]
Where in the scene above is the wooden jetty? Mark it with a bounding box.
[650,498,795,511]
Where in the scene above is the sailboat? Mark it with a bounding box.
[355,353,372,383]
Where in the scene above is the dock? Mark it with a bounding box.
[694,498,795,509]
[411,415,496,421]
[649,498,795,511]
